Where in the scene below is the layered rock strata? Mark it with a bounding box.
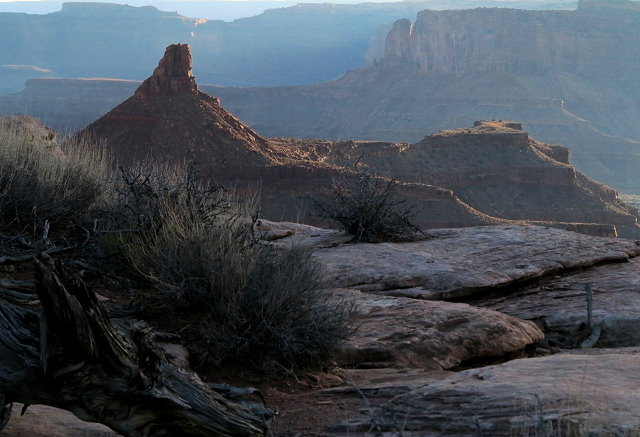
[383,1,640,77]
[264,222,640,434]
[73,44,279,169]
[71,44,499,230]
[283,121,640,238]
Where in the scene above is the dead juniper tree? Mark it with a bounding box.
[0,252,273,436]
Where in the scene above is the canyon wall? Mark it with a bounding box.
[0,0,584,94]
[383,1,640,77]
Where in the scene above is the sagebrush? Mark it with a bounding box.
[314,167,422,243]
[105,162,353,371]
[0,118,353,372]
[0,119,108,233]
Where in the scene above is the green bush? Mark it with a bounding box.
[106,162,353,371]
[0,119,108,232]
[314,167,422,243]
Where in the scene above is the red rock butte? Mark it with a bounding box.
[74,43,281,169]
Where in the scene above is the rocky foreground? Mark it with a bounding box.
[5,223,640,435]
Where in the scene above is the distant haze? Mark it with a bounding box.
[0,0,402,21]
[0,0,586,21]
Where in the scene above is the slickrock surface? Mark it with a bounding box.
[477,256,640,348]
[313,225,640,300]
[2,404,119,437]
[330,348,640,436]
[333,288,543,369]
[5,222,640,435]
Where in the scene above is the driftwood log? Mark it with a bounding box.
[0,252,272,436]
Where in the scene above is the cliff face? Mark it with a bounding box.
[4,69,640,194]
[383,2,640,77]
[0,0,584,94]
[3,1,640,193]
[134,44,197,97]
[0,1,437,93]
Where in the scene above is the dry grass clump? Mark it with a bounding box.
[0,120,108,232]
[314,167,422,243]
[106,162,353,371]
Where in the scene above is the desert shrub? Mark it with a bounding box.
[0,121,108,232]
[105,162,353,371]
[314,167,422,243]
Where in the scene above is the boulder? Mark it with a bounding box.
[330,348,640,435]
[333,288,543,369]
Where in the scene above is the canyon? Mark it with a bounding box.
[0,0,579,94]
[2,0,640,195]
[0,0,549,95]
[67,44,640,239]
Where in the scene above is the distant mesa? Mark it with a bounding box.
[3,1,640,196]
[578,0,640,10]
[383,2,640,76]
[280,119,640,238]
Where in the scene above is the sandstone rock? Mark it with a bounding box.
[332,288,543,370]
[71,44,279,169]
[476,256,640,348]
[312,225,640,300]
[4,2,640,195]
[1,404,120,437]
[10,48,639,237]
[65,46,504,231]
[0,115,58,151]
[330,348,640,435]
[384,18,413,66]
[134,43,197,97]
[256,219,352,248]
[323,368,451,399]
[284,121,640,238]
[383,4,640,77]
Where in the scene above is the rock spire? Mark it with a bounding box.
[73,43,281,168]
[135,43,197,97]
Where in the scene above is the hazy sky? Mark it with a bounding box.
[0,0,403,21]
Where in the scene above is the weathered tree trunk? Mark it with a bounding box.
[0,252,272,436]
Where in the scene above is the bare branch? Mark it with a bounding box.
[0,253,273,436]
